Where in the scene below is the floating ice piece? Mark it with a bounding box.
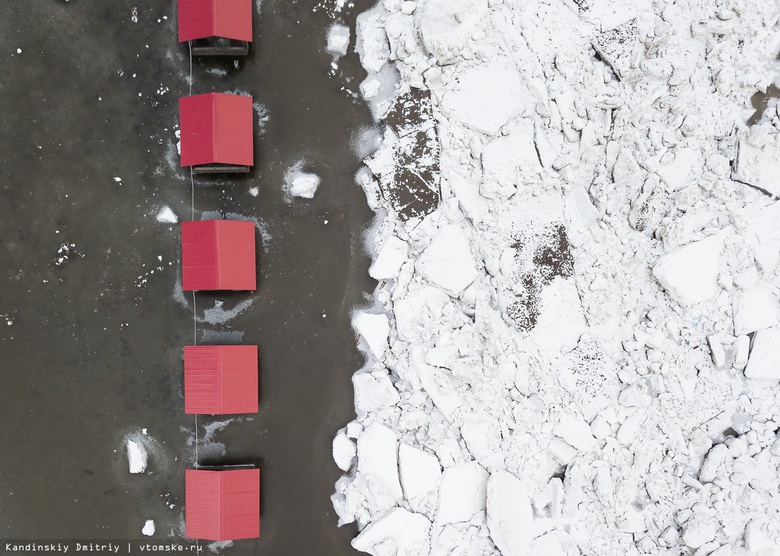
[707,335,727,369]
[681,515,718,549]
[565,186,599,229]
[481,121,541,199]
[353,312,390,359]
[290,173,321,199]
[441,60,529,135]
[156,206,178,224]
[745,326,780,380]
[394,286,451,342]
[333,429,357,472]
[745,201,780,273]
[417,0,489,65]
[591,18,639,80]
[733,131,780,197]
[399,444,441,500]
[355,8,391,73]
[327,23,351,58]
[486,469,534,556]
[127,439,148,474]
[553,413,597,452]
[436,463,488,524]
[733,284,779,335]
[655,148,699,191]
[733,335,750,370]
[414,359,462,421]
[699,444,729,483]
[357,423,403,501]
[353,369,401,416]
[142,519,155,536]
[369,236,409,280]
[352,508,431,556]
[653,235,722,305]
[416,225,478,296]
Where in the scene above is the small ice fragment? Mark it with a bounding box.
[353,369,400,416]
[249,187,259,197]
[733,132,780,196]
[327,24,351,58]
[290,173,320,199]
[16,48,22,54]
[732,284,779,335]
[142,519,155,536]
[416,224,478,296]
[745,326,780,379]
[142,428,148,435]
[357,423,403,501]
[553,413,597,452]
[708,335,726,368]
[113,177,122,182]
[333,430,357,472]
[155,206,178,224]
[653,235,722,305]
[127,439,148,473]
[351,508,430,556]
[369,237,408,280]
[591,18,639,80]
[486,469,534,556]
[436,463,488,524]
[733,335,749,370]
[353,312,390,358]
[399,444,441,500]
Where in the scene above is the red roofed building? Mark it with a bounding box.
[186,468,260,541]
[179,93,254,171]
[181,220,256,291]
[178,0,253,43]
[184,345,258,414]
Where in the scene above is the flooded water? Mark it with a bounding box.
[0,1,376,554]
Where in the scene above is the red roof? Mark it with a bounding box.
[178,0,253,42]
[181,220,256,291]
[184,345,258,414]
[186,468,260,541]
[179,93,254,168]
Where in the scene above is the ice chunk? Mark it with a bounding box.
[733,132,780,196]
[369,237,409,280]
[707,335,727,368]
[655,147,699,190]
[733,335,750,370]
[414,360,462,420]
[394,286,451,342]
[486,469,534,556]
[289,173,321,199]
[355,8,391,73]
[156,206,178,224]
[653,235,722,305]
[327,23,351,58]
[745,518,780,554]
[416,0,488,65]
[353,312,390,358]
[357,423,403,501]
[591,18,639,80]
[681,515,718,549]
[699,444,729,483]
[481,121,541,199]
[565,186,599,229]
[416,224,478,296]
[353,369,401,416]
[745,201,780,273]
[441,60,529,135]
[399,444,441,500]
[745,326,780,380]
[553,413,597,452]
[352,508,431,556]
[333,429,357,472]
[530,276,588,354]
[436,463,488,524]
[461,413,503,463]
[142,519,155,536]
[127,439,148,474]
[733,284,779,335]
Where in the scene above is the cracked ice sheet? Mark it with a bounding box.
[335,0,780,554]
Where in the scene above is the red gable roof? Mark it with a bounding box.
[185,345,258,414]
[186,468,260,541]
[178,0,253,42]
[181,220,256,291]
[179,93,254,168]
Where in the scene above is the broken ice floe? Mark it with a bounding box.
[127,439,148,474]
[327,23,351,58]
[156,205,178,224]
[652,235,723,305]
[591,18,639,81]
[732,126,780,196]
[142,519,155,536]
[283,162,321,200]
